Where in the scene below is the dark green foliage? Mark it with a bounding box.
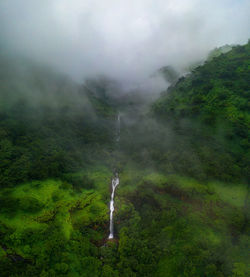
[19,196,44,212]
[0,195,20,214]
[0,53,117,188]
[61,174,95,191]
[151,41,250,183]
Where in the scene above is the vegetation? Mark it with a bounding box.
[0,53,117,188]
[115,168,249,277]
[151,41,250,183]
[0,167,112,277]
[0,42,249,276]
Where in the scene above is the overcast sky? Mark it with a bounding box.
[0,0,250,86]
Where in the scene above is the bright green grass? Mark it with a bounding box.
[0,180,63,231]
[118,166,247,205]
[209,181,248,208]
[11,179,63,206]
[71,193,108,226]
[0,166,111,254]
[118,167,211,197]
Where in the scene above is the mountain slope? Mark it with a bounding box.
[152,41,250,183]
[0,42,249,277]
[0,53,118,187]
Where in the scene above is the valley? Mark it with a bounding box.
[0,41,249,277]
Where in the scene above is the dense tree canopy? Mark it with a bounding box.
[151,41,250,183]
[0,42,249,276]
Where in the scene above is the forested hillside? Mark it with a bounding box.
[0,42,249,277]
[0,53,118,187]
[0,53,121,276]
[151,41,250,183]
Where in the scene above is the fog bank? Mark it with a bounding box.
[0,0,249,87]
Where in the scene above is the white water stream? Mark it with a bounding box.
[108,113,120,239]
[108,174,120,239]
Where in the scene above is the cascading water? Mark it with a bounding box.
[108,174,119,239]
[108,113,120,239]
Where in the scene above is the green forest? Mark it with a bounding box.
[0,41,249,277]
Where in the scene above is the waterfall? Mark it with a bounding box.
[108,174,119,239]
[108,113,120,239]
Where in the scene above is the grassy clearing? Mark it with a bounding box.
[0,166,111,256]
[209,181,248,208]
[119,167,248,208]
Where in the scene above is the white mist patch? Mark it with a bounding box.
[0,0,249,85]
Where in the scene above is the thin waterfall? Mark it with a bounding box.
[108,113,120,239]
[108,174,119,239]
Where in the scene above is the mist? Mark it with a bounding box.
[0,0,250,88]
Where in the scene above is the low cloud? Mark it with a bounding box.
[0,0,249,87]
